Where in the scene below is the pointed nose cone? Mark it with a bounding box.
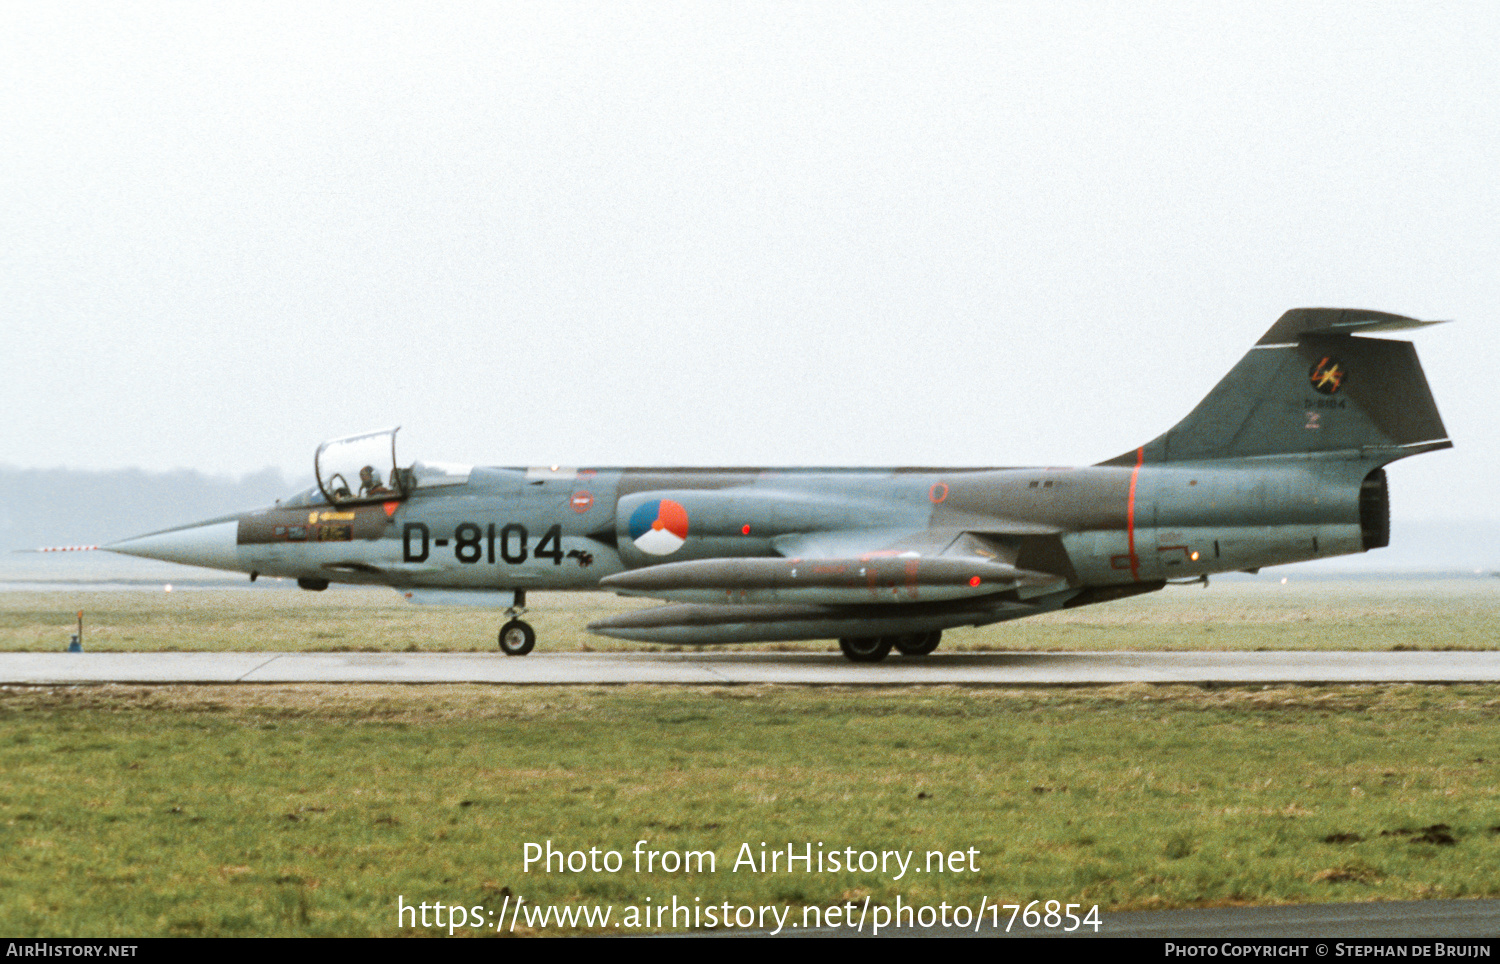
[104,518,245,571]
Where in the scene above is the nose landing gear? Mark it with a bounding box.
[497,591,535,656]
[498,619,536,656]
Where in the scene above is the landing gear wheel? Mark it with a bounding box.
[894,631,942,656]
[838,636,893,663]
[498,619,536,656]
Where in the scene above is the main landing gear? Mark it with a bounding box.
[837,631,942,663]
[498,592,535,656]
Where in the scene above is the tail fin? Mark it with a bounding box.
[1102,308,1452,465]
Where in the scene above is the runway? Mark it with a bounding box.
[5,649,1500,685]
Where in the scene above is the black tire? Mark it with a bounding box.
[838,636,893,663]
[894,631,942,656]
[498,619,536,656]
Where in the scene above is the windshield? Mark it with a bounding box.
[315,427,408,505]
[276,486,329,509]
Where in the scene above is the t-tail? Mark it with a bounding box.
[1103,308,1452,467]
[1100,308,1451,559]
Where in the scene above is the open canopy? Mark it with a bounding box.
[315,427,406,505]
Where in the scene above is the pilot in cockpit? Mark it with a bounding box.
[359,465,391,497]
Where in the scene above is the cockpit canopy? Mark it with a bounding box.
[308,427,472,507]
[315,428,407,506]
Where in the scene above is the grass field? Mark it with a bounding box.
[3,682,1499,936]
[3,577,1498,653]
[2,579,1498,937]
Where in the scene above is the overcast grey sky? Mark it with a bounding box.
[4,2,1495,523]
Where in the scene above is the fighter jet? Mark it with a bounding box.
[106,308,1450,662]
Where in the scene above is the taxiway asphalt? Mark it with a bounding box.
[4,650,1500,685]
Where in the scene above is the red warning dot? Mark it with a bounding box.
[741,524,751,535]
[968,576,981,587]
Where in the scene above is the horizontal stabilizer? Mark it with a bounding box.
[1256,308,1449,345]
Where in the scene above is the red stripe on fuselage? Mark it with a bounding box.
[1126,446,1143,581]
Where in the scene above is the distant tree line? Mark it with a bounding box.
[0,466,305,552]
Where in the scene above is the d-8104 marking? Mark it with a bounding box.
[402,522,575,566]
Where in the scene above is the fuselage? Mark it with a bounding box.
[116,453,1388,602]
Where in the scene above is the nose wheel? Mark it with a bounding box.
[498,618,536,656]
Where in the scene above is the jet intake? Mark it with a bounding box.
[599,555,1054,606]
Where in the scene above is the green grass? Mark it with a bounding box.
[2,578,1497,653]
[3,581,1498,936]
[3,683,1500,936]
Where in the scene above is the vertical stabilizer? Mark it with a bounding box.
[1102,309,1451,465]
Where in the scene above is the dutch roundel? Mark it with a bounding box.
[629,499,689,556]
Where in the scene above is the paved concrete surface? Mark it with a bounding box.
[4,650,1500,685]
